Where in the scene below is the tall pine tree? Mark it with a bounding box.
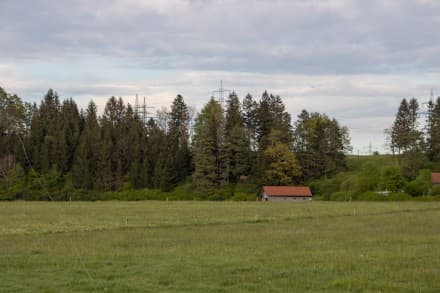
[160,95,192,191]
[72,101,101,189]
[224,92,248,184]
[193,98,226,196]
[427,97,440,162]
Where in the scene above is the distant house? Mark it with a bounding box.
[432,173,440,185]
[261,186,312,201]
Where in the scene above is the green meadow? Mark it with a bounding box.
[1,201,439,292]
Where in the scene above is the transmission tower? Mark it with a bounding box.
[420,88,434,117]
[212,80,231,107]
[135,94,155,125]
[211,80,232,184]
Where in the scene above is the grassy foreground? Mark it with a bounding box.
[1,201,439,292]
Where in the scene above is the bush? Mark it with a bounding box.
[0,164,25,200]
[329,192,354,201]
[356,192,383,201]
[230,192,257,201]
[431,185,440,196]
[381,167,406,192]
[404,180,430,197]
[358,162,381,192]
[208,192,226,201]
[354,191,411,201]
[340,175,359,193]
[310,177,342,200]
[387,192,412,201]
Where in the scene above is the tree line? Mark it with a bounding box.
[0,86,351,200]
[387,97,440,179]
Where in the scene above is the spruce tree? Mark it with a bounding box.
[254,91,293,180]
[97,96,127,190]
[161,95,191,191]
[389,98,425,178]
[72,101,101,190]
[193,98,226,196]
[57,98,81,174]
[32,89,61,173]
[145,119,167,189]
[224,92,248,184]
[427,97,440,162]
[125,104,146,189]
[242,93,258,176]
[390,98,411,155]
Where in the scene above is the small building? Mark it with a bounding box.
[432,173,440,185]
[261,186,312,201]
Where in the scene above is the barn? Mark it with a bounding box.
[432,173,440,185]
[261,186,312,201]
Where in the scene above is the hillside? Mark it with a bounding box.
[311,154,440,200]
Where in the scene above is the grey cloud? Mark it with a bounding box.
[2,0,440,74]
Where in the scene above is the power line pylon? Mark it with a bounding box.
[212,80,231,107]
[135,94,155,125]
[420,88,435,117]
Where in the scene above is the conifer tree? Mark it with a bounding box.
[98,96,127,190]
[242,93,258,175]
[193,98,226,195]
[32,89,61,172]
[72,101,101,190]
[254,91,293,180]
[161,95,191,191]
[57,98,81,174]
[390,98,411,155]
[224,92,248,184]
[145,119,167,189]
[242,93,258,149]
[125,104,146,189]
[389,98,425,178]
[427,97,440,162]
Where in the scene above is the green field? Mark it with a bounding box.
[1,201,439,292]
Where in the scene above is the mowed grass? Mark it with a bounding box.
[0,201,439,292]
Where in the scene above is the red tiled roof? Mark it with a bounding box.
[432,173,440,184]
[263,186,312,197]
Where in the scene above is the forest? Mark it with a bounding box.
[0,86,439,200]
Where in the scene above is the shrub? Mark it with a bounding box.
[381,167,406,192]
[230,192,256,201]
[404,180,430,197]
[356,192,383,201]
[358,162,381,192]
[387,192,412,201]
[329,192,354,201]
[0,164,25,200]
[431,185,440,196]
[310,176,342,200]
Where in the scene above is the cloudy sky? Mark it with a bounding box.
[1,0,440,153]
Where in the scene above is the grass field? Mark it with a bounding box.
[1,201,439,292]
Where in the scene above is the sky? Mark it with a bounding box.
[1,0,440,154]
